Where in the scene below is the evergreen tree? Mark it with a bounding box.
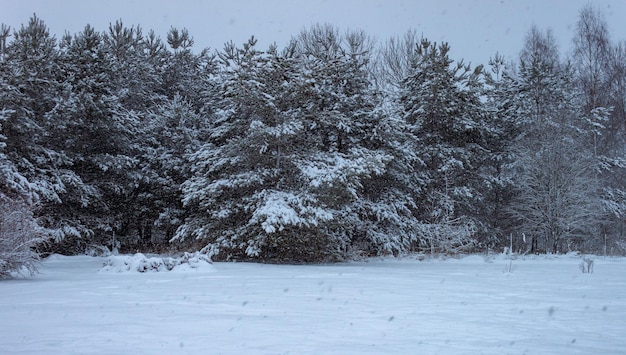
[104,20,165,112]
[137,94,211,247]
[398,39,489,254]
[176,37,329,260]
[47,25,138,251]
[0,16,91,249]
[0,16,69,204]
[479,52,520,251]
[176,28,391,261]
[293,25,397,256]
[162,27,216,107]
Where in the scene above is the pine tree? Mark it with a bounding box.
[137,94,211,247]
[46,25,138,251]
[176,27,393,261]
[162,27,216,107]
[0,16,69,203]
[0,16,95,252]
[104,20,165,112]
[479,52,524,251]
[175,37,332,261]
[398,39,489,254]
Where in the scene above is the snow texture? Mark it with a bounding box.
[1,254,625,354]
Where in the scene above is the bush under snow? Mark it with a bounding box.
[0,197,44,279]
[100,252,213,273]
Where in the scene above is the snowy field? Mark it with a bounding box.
[1,254,625,354]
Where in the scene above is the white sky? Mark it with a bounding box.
[3,0,626,66]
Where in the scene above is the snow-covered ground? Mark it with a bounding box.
[1,254,625,354]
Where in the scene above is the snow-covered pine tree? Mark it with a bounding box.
[398,39,490,254]
[175,37,329,261]
[290,25,402,258]
[295,26,425,257]
[479,52,522,251]
[101,23,215,251]
[0,16,69,204]
[0,16,92,251]
[162,27,216,108]
[137,94,212,248]
[176,27,393,262]
[104,20,165,112]
[349,96,423,256]
[175,37,326,261]
[101,20,158,250]
[46,25,138,252]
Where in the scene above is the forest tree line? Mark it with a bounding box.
[1,5,626,262]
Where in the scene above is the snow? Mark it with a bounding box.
[249,191,333,234]
[1,254,625,354]
[99,253,215,273]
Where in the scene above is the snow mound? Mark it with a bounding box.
[44,254,69,262]
[100,252,214,273]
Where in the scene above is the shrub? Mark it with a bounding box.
[0,197,45,278]
[579,257,594,274]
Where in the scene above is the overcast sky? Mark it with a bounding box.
[3,0,626,66]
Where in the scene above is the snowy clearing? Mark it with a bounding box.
[1,254,625,354]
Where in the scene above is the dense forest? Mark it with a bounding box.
[2,5,626,266]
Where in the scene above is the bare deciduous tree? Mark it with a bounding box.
[373,30,421,89]
[509,143,601,253]
[572,4,611,114]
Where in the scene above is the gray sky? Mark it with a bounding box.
[3,0,626,66]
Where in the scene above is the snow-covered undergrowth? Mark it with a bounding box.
[100,252,214,273]
[1,253,625,354]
